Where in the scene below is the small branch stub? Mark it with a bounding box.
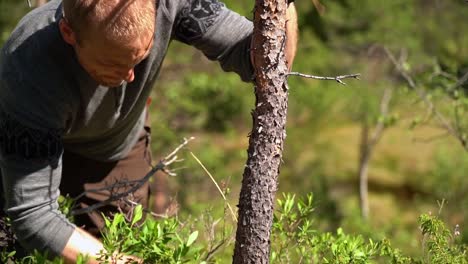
[287,72,361,85]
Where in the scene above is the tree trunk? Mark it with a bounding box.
[233,0,289,263]
[358,87,392,220]
[358,117,370,220]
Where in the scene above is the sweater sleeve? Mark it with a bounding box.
[0,109,75,256]
[0,33,76,255]
[173,0,254,82]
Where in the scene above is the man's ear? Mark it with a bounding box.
[59,18,77,46]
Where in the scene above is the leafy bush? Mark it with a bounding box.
[271,193,413,264]
[2,193,467,263]
[419,213,467,264]
[99,205,201,264]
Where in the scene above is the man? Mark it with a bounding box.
[0,0,297,262]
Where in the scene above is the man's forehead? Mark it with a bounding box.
[92,32,154,66]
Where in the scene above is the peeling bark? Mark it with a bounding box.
[233,1,289,263]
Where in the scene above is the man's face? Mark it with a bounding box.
[74,31,154,87]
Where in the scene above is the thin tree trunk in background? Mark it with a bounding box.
[358,87,392,220]
[358,116,370,220]
[233,0,289,263]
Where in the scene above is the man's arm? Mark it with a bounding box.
[0,110,137,263]
[285,2,298,70]
[0,113,75,256]
[173,0,298,81]
[173,0,254,82]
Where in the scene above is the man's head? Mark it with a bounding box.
[59,0,156,87]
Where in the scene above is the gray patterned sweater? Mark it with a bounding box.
[0,0,253,255]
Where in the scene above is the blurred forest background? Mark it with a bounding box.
[1,0,467,260]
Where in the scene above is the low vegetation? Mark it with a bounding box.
[1,193,466,263]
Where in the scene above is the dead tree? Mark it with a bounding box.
[233,0,289,263]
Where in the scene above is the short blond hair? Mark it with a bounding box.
[63,0,155,43]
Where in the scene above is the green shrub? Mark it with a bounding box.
[419,213,467,264]
[271,193,413,264]
[2,193,467,263]
[99,205,201,264]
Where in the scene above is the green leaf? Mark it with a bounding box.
[112,214,124,230]
[104,215,111,228]
[131,204,143,226]
[186,231,199,247]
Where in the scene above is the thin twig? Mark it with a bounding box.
[71,163,165,215]
[412,132,450,144]
[204,240,227,261]
[190,152,238,223]
[450,71,468,91]
[163,137,195,164]
[384,47,467,151]
[123,198,169,219]
[437,199,446,216]
[72,178,144,202]
[71,138,194,215]
[369,87,393,147]
[287,72,360,85]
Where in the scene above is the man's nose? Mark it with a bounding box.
[123,69,135,83]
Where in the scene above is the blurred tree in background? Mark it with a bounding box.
[1,0,467,259]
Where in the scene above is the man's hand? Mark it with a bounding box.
[285,2,298,70]
[62,227,103,264]
[62,227,142,264]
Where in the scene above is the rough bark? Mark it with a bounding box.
[233,1,289,263]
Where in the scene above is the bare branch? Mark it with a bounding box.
[163,137,194,164]
[72,178,143,202]
[451,71,468,91]
[122,198,169,219]
[412,132,451,144]
[287,72,361,85]
[71,138,194,215]
[384,47,467,151]
[163,155,179,166]
[162,168,177,177]
[204,240,227,261]
[369,87,393,147]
